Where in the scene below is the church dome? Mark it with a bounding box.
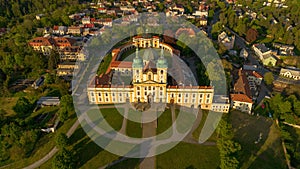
[156,49,168,68]
[132,48,143,68]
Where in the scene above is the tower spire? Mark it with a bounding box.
[135,47,139,58]
[160,47,164,58]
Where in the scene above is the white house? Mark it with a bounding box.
[211,95,230,113]
[218,32,235,50]
[230,94,253,114]
[280,67,300,80]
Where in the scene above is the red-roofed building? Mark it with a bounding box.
[175,28,196,38]
[230,94,253,114]
[53,37,76,49]
[29,37,55,55]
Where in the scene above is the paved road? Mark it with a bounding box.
[139,108,157,169]
[119,105,129,134]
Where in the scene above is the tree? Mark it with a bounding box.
[52,148,75,169]
[55,133,69,149]
[48,52,59,71]
[212,22,223,39]
[264,72,274,85]
[246,28,258,43]
[45,73,55,84]
[58,107,68,122]
[13,97,33,116]
[216,117,241,169]
[60,95,74,113]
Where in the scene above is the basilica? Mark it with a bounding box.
[87,36,229,112]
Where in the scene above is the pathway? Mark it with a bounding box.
[119,105,129,134]
[139,107,157,169]
[23,120,81,169]
[283,122,300,129]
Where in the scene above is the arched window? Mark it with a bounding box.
[137,87,140,90]
[148,74,151,80]
[160,70,164,74]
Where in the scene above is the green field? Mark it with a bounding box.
[230,110,286,169]
[100,108,124,131]
[192,110,218,142]
[126,119,143,138]
[157,142,220,169]
[0,97,19,116]
[156,109,173,139]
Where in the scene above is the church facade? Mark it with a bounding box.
[87,36,228,112]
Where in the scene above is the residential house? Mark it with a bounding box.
[36,14,44,20]
[53,37,76,50]
[175,28,196,38]
[218,31,235,50]
[98,7,107,14]
[233,69,252,98]
[273,43,295,56]
[29,37,54,55]
[67,26,83,35]
[240,48,248,59]
[199,16,208,26]
[57,62,79,76]
[261,54,277,66]
[82,16,91,24]
[280,67,300,80]
[58,46,84,61]
[193,10,208,17]
[243,70,263,86]
[53,26,68,35]
[94,18,113,27]
[252,43,277,66]
[230,94,253,114]
[211,95,230,113]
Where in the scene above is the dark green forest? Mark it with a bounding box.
[0,0,88,96]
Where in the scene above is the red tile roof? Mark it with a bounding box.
[230,94,252,103]
[53,37,76,47]
[234,69,252,98]
[110,61,132,68]
[243,70,263,79]
[29,37,54,47]
[253,71,263,78]
[167,85,213,89]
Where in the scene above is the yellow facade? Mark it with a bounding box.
[87,36,215,110]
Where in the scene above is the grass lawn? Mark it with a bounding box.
[68,126,119,169]
[156,109,173,139]
[192,110,218,142]
[106,158,141,169]
[230,110,286,169]
[99,108,124,131]
[254,99,271,117]
[0,111,77,169]
[126,119,143,138]
[157,142,220,169]
[0,97,18,116]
